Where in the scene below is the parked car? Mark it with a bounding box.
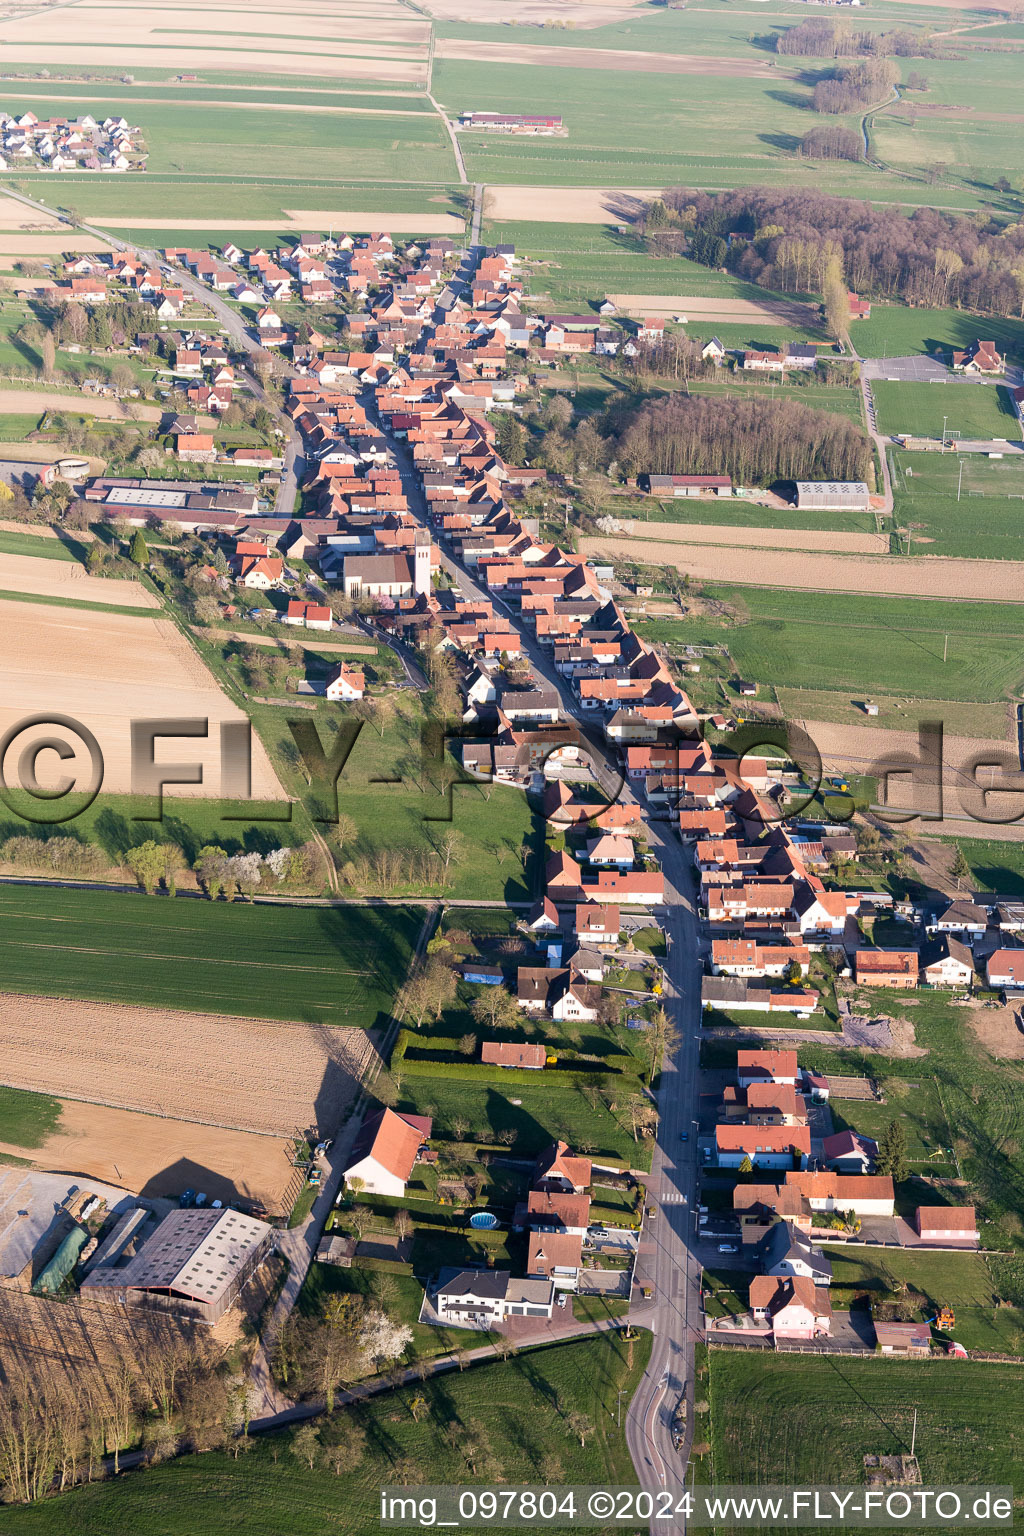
[718,1243,738,1254]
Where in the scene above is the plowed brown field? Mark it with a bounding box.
[0,597,283,797]
[0,994,376,1137]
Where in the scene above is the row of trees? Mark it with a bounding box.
[774,18,932,58]
[666,185,1024,318]
[617,393,871,486]
[0,1330,239,1504]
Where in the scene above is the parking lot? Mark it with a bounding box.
[862,354,950,383]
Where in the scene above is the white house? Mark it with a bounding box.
[432,1269,554,1328]
[920,936,974,988]
[324,661,365,701]
[987,949,1024,991]
[342,1107,432,1198]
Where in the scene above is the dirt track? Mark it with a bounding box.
[580,536,1024,600]
[0,388,165,422]
[615,520,888,555]
[0,1099,297,1211]
[0,597,283,797]
[0,993,376,1137]
[438,38,773,74]
[198,626,376,654]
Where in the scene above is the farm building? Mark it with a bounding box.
[795,482,871,512]
[873,1321,930,1355]
[645,474,732,497]
[80,1207,274,1324]
[458,112,564,135]
[915,1206,979,1246]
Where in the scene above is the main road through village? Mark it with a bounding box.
[369,363,707,1516]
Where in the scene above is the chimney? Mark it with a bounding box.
[414,528,431,596]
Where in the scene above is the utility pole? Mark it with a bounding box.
[957,457,964,502]
[944,633,948,663]
[911,1407,918,1458]
[942,414,948,450]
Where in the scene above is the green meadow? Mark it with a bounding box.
[0,884,420,1028]
[634,587,1024,702]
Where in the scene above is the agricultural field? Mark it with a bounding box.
[0,1334,651,1536]
[871,379,1021,443]
[585,534,1024,601]
[634,587,1024,702]
[0,0,432,83]
[0,592,283,801]
[0,884,420,1028]
[707,1351,1024,1494]
[0,1092,306,1212]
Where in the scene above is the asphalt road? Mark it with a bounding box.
[624,822,704,1511]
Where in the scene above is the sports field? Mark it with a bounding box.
[0,885,420,1028]
[890,450,1024,560]
[872,379,1021,442]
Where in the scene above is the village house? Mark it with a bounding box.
[432,1269,554,1327]
[714,1123,811,1171]
[342,1107,432,1198]
[986,949,1024,993]
[758,1221,832,1286]
[749,1275,832,1340]
[920,936,974,988]
[324,661,365,701]
[855,950,918,989]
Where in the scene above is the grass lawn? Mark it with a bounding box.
[0,1334,651,1536]
[703,1007,839,1033]
[0,528,80,561]
[822,1247,1024,1352]
[938,839,1024,897]
[396,1075,649,1169]
[0,884,420,1028]
[797,989,1024,1249]
[234,691,543,904]
[775,689,1010,742]
[0,1085,61,1148]
[634,587,1024,703]
[871,379,1020,443]
[830,1076,956,1175]
[298,1260,480,1365]
[708,1350,1024,1490]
